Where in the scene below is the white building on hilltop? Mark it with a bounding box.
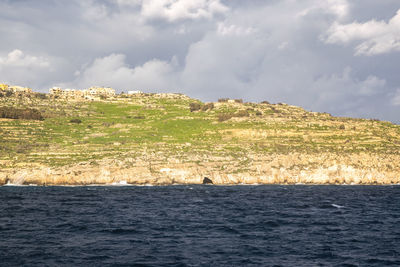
[86,86,115,97]
[49,86,115,100]
[128,90,143,94]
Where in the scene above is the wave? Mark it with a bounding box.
[3,182,37,187]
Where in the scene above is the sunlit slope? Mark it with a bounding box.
[1,94,399,185]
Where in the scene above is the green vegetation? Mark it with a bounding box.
[69,118,82,124]
[1,93,399,169]
[0,106,43,120]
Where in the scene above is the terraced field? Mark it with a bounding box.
[1,93,399,185]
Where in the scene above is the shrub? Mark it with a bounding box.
[35,93,47,99]
[201,103,214,111]
[218,113,233,122]
[0,92,3,98]
[234,99,243,103]
[102,122,115,127]
[189,102,202,112]
[235,110,250,117]
[261,100,270,104]
[133,115,145,119]
[0,106,43,120]
[16,144,32,154]
[69,118,82,124]
[339,124,345,130]
[218,98,229,103]
[5,91,13,97]
[256,111,262,116]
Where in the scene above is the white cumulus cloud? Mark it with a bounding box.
[323,9,400,55]
[70,53,179,92]
[0,49,49,68]
[0,49,57,88]
[298,0,349,19]
[141,0,228,21]
[217,23,256,36]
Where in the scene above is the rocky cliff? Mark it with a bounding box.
[1,152,399,185]
[0,92,399,185]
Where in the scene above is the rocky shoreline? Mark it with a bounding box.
[1,90,399,187]
[2,153,399,186]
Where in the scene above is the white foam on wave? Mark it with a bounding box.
[107,180,134,186]
[52,183,154,187]
[331,204,344,209]
[3,183,24,186]
[3,181,36,187]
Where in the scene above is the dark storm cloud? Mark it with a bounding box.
[0,0,399,123]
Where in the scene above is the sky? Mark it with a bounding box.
[0,0,400,123]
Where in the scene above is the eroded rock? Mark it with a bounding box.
[202,177,213,184]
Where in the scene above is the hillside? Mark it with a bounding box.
[1,91,400,185]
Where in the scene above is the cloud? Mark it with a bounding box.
[309,67,387,113]
[392,89,400,106]
[141,0,228,21]
[1,0,400,123]
[70,53,179,91]
[277,42,289,50]
[0,49,49,68]
[298,0,349,19]
[0,49,59,88]
[180,14,389,117]
[217,23,256,36]
[323,9,400,55]
[116,0,142,7]
[326,0,349,18]
[358,75,386,96]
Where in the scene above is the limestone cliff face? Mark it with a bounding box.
[1,92,400,186]
[1,153,399,185]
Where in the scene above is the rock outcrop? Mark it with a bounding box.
[1,152,399,185]
[1,89,399,186]
[202,177,213,184]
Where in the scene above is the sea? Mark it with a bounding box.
[1,185,399,266]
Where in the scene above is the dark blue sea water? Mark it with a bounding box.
[1,185,400,266]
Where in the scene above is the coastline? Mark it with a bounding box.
[2,152,399,186]
[1,91,399,186]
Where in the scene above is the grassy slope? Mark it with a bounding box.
[1,94,399,171]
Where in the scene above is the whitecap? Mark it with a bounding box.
[332,204,344,209]
[3,183,21,186]
[131,184,153,187]
[109,180,132,186]
[3,181,28,186]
